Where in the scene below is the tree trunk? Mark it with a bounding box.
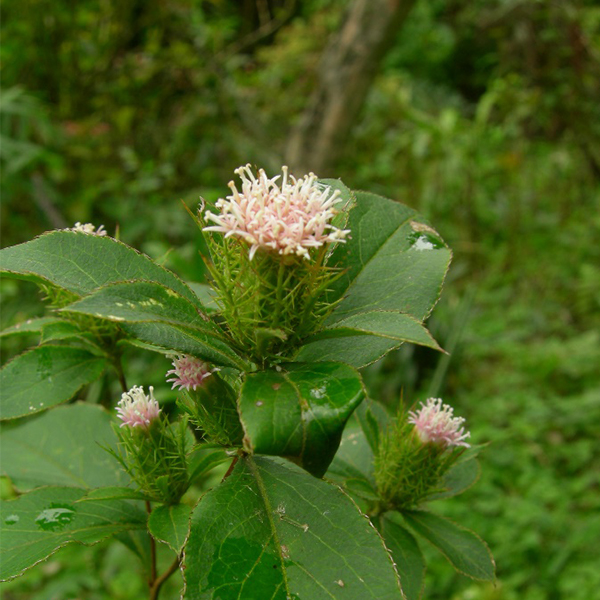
[285,0,417,176]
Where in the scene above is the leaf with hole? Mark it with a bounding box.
[326,191,451,323]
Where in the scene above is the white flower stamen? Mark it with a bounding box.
[408,398,471,448]
[116,385,161,428]
[68,222,107,236]
[203,165,350,260]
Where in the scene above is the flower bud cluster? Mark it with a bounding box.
[110,355,243,504]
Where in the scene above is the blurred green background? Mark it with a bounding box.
[1,1,599,599]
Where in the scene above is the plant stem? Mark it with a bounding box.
[222,455,239,482]
[115,356,129,394]
[149,555,181,600]
[146,501,157,588]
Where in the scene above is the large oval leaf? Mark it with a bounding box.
[184,456,403,600]
[63,281,247,369]
[122,322,249,370]
[297,310,442,368]
[0,486,146,581]
[326,192,451,322]
[0,403,129,490]
[0,345,107,420]
[301,191,450,367]
[380,514,426,600]
[0,230,200,307]
[239,362,365,477]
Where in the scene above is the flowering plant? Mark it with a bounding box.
[0,167,494,599]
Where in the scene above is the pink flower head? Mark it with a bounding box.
[408,398,471,448]
[203,165,350,260]
[166,354,215,391]
[116,385,161,428]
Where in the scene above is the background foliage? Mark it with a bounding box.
[1,0,599,598]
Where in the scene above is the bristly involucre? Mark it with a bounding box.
[203,164,349,260]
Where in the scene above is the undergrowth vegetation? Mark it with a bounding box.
[1,0,599,598]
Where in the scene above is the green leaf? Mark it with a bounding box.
[0,486,146,581]
[327,420,375,485]
[40,319,83,343]
[0,231,200,306]
[63,280,246,368]
[115,530,152,567]
[185,456,402,600]
[239,362,365,477]
[320,178,355,233]
[0,317,63,338]
[354,398,391,453]
[326,401,392,501]
[62,280,247,368]
[298,310,442,368]
[63,280,210,328]
[121,322,249,370]
[326,192,451,323]
[297,335,400,369]
[428,457,481,501]
[403,510,495,581]
[81,487,151,502]
[148,504,191,554]
[380,514,426,600]
[188,445,230,483]
[0,346,107,420]
[187,282,218,313]
[0,403,129,490]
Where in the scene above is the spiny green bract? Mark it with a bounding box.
[177,372,244,446]
[110,418,189,505]
[374,415,465,511]
[202,227,343,367]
